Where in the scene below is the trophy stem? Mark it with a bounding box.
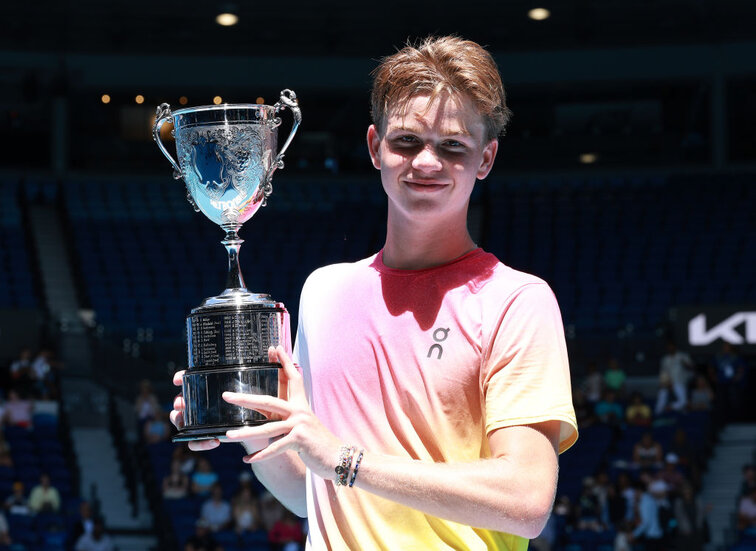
[221,229,247,291]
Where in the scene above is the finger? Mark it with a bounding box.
[173,395,185,412]
[222,392,292,417]
[278,366,289,401]
[173,370,185,387]
[243,434,292,463]
[188,439,220,452]
[270,346,290,399]
[169,409,184,429]
[225,421,292,442]
[274,345,306,401]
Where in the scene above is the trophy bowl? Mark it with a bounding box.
[153,90,301,442]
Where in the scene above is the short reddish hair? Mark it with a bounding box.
[370,36,512,142]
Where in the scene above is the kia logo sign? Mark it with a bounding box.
[672,305,756,353]
[689,312,756,346]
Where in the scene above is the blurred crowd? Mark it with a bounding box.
[531,340,752,551]
[0,347,115,551]
[135,380,306,551]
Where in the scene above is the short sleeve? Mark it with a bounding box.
[482,283,578,454]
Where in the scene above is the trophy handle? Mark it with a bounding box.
[271,89,302,174]
[153,103,182,180]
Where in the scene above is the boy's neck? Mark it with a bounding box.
[381,211,476,270]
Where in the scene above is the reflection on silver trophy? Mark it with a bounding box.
[153,90,301,441]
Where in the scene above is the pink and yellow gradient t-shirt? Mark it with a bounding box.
[293,249,578,550]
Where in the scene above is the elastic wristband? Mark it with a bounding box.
[348,449,364,487]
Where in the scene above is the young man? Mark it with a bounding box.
[172,36,577,550]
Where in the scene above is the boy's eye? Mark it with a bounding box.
[444,140,464,149]
[397,135,419,144]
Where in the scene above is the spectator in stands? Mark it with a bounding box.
[191,457,219,497]
[581,361,604,404]
[603,358,626,397]
[70,500,95,546]
[673,481,707,551]
[606,483,627,530]
[8,348,34,397]
[199,483,232,532]
[134,379,160,424]
[2,389,32,428]
[232,484,261,533]
[632,479,668,551]
[625,391,652,426]
[184,518,221,551]
[688,374,714,411]
[613,520,633,551]
[670,427,703,490]
[162,458,189,500]
[9,349,32,374]
[259,492,286,532]
[572,388,597,428]
[741,464,756,497]
[28,472,61,513]
[235,470,254,495]
[172,445,197,475]
[632,432,663,469]
[552,494,577,532]
[654,373,684,415]
[659,341,693,411]
[3,481,30,515]
[670,427,695,469]
[712,341,746,386]
[595,389,624,426]
[0,432,13,467]
[591,471,613,527]
[711,342,747,420]
[576,476,605,531]
[615,475,637,525]
[0,511,11,546]
[30,348,60,398]
[738,485,756,532]
[75,518,114,551]
[268,508,305,551]
[143,409,171,444]
[657,453,686,497]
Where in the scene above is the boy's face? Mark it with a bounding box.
[367,92,497,225]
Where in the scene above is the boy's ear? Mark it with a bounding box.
[476,139,498,180]
[367,125,382,170]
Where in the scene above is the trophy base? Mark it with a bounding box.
[172,422,269,443]
[177,364,280,443]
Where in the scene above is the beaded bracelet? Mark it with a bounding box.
[335,446,355,486]
[348,449,364,487]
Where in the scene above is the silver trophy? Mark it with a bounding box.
[153,90,301,442]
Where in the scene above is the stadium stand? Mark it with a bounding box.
[0,179,37,310]
[1,400,83,551]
